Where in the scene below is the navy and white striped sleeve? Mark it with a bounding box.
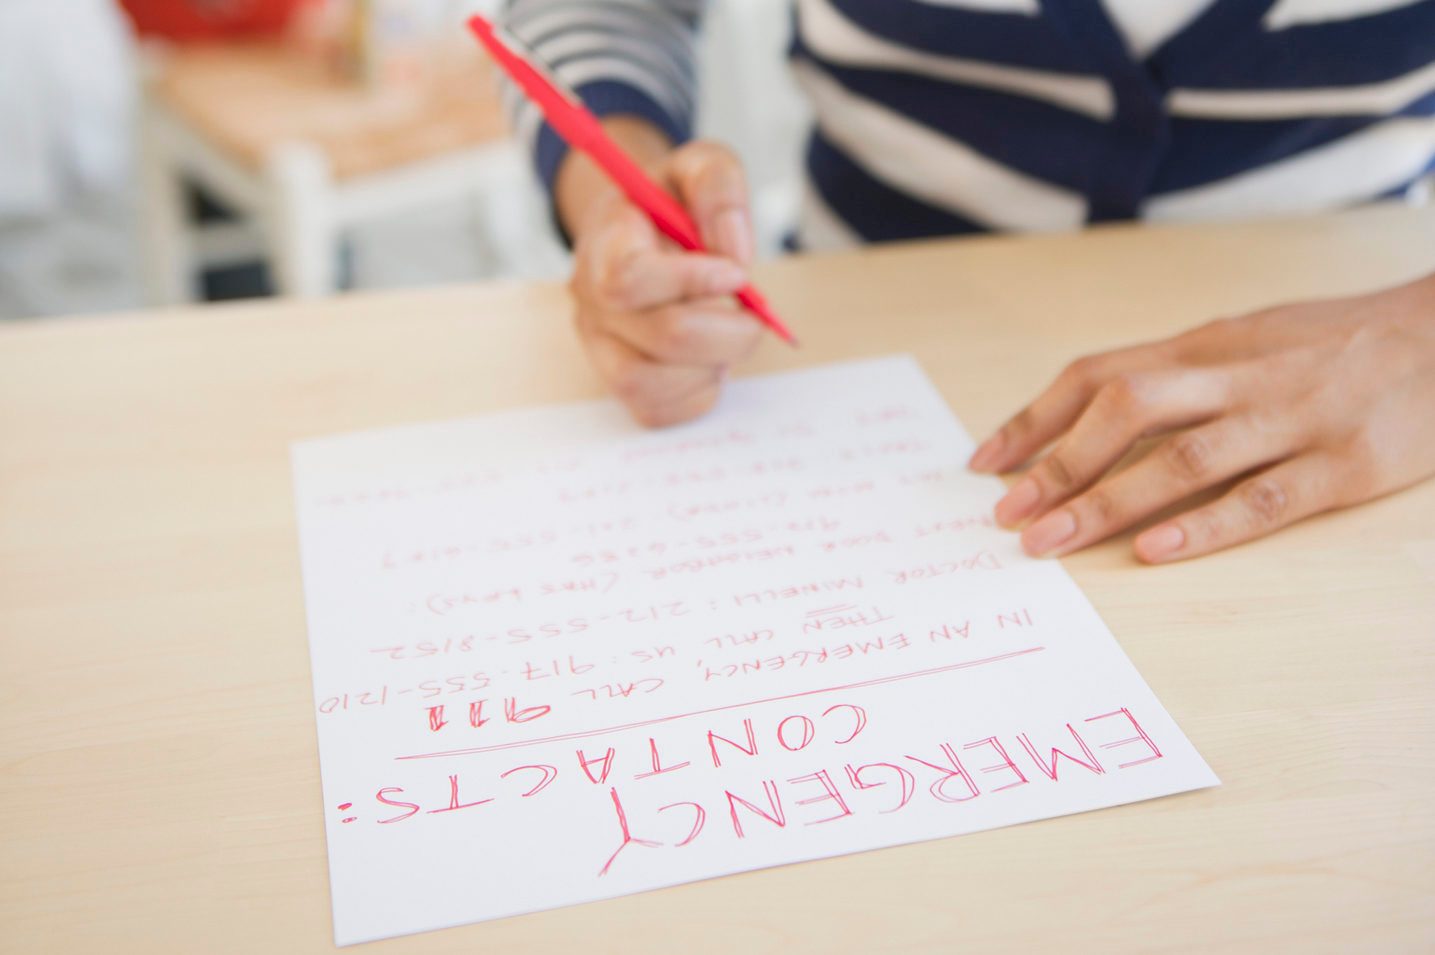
[500,0,707,197]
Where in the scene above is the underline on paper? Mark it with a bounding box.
[394,646,1046,760]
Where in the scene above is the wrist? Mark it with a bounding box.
[1391,269,1435,327]
[555,116,674,241]
[1415,270,1435,310]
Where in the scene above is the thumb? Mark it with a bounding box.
[666,142,754,267]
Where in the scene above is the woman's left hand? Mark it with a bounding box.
[968,271,1435,563]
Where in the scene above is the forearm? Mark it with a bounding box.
[500,0,704,238]
[555,116,676,240]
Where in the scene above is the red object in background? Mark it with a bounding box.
[119,0,313,41]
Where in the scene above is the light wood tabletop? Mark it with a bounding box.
[151,43,509,180]
[2,203,1433,954]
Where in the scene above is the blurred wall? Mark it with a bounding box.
[701,0,812,256]
[0,0,140,318]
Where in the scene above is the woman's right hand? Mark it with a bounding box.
[561,134,764,427]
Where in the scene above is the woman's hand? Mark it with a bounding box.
[559,124,762,427]
[969,272,1435,563]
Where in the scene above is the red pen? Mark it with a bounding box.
[467,14,799,347]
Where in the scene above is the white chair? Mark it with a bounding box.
[138,40,533,302]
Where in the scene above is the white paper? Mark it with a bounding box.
[292,355,1218,946]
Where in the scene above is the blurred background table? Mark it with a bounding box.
[2,204,1433,953]
[139,38,523,301]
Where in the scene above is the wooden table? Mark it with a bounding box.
[139,41,521,302]
[151,43,509,181]
[3,204,1433,953]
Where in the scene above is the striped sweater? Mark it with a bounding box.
[500,0,1435,251]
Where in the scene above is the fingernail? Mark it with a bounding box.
[707,260,747,294]
[1023,509,1077,557]
[995,477,1041,527]
[716,208,753,266]
[969,433,1005,472]
[1136,524,1185,563]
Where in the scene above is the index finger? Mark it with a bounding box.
[591,211,748,311]
[969,341,1178,474]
